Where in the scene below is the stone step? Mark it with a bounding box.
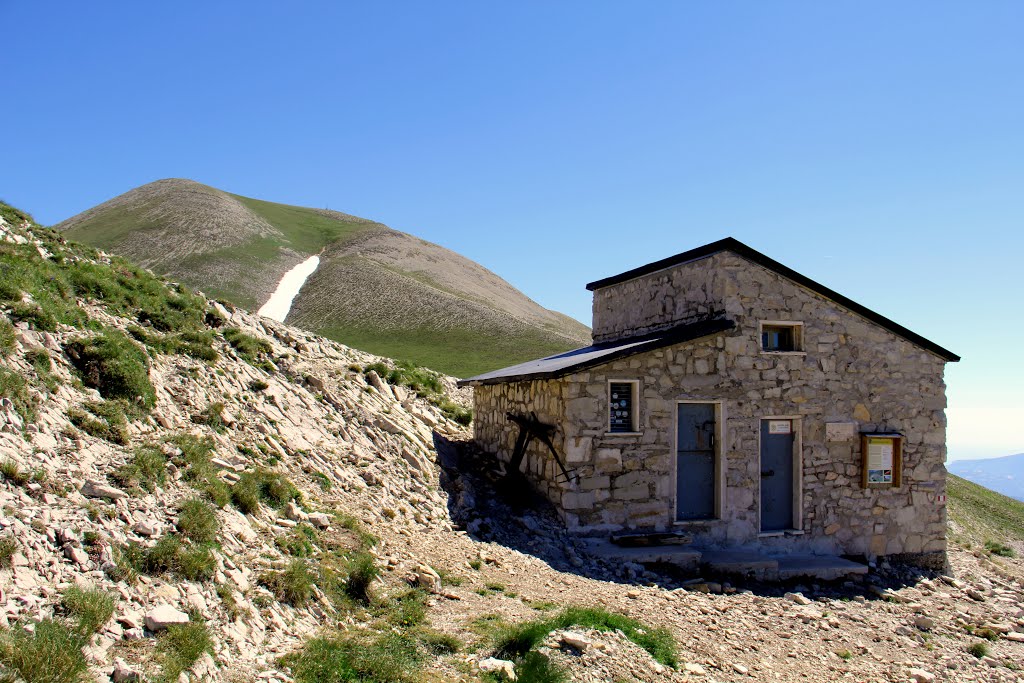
[776,555,869,581]
[582,539,701,571]
[699,550,780,580]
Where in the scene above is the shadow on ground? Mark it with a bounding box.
[432,432,943,601]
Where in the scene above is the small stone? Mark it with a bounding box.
[306,512,331,529]
[966,588,986,602]
[909,668,935,683]
[560,630,593,652]
[133,521,158,536]
[914,615,934,631]
[626,589,641,599]
[112,657,141,682]
[144,605,189,631]
[412,564,442,594]
[733,663,749,675]
[785,592,812,606]
[477,657,516,680]
[684,662,707,675]
[81,479,128,501]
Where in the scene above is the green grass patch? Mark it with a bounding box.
[60,586,115,637]
[0,367,37,425]
[128,325,218,362]
[282,631,424,683]
[260,558,315,607]
[0,459,29,486]
[26,348,59,392]
[0,617,90,683]
[165,433,231,506]
[948,474,1024,548]
[276,523,319,558]
[0,536,16,567]
[969,641,990,658]
[983,540,1016,558]
[177,497,220,544]
[68,399,132,444]
[112,444,168,491]
[231,468,300,514]
[118,535,216,582]
[223,327,273,366]
[494,606,678,668]
[0,316,15,355]
[192,401,227,433]
[64,329,155,410]
[157,620,212,682]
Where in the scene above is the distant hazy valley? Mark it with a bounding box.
[949,452,1024,502]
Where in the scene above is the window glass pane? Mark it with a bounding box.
[762,325,796,351]
[609,383,633,432]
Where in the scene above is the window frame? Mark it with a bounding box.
[758,320,805,354]
[606,379,641,435]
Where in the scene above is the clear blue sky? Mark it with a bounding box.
[2,2,1021,461]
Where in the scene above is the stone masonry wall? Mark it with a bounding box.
[472,378,569,504]
[591,252,732,343]
[477,253,950,562]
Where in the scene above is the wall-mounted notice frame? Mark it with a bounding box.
[861,433,903,488]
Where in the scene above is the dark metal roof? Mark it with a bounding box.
[585,237,960,362]
[458,318,735,387]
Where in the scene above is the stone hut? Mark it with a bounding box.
[459,238,959,569]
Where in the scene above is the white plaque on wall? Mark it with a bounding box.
[826,422,857,441]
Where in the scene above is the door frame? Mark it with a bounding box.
[671,400,725,524]
[757,415,803,535]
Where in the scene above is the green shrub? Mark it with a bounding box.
[68,400,131,444]
[984,540,1015,557]
[416,629,462,655]
[128,325,218,362]
[224,327,273,365]
[122,535,216,583]
[157,620,212,682]
[342,550,379,604]
[0,368,37,425]
[26,348,59,392]
[0,459,28,486]
[0,536,17,567]
[112,444,168,491]
[969,641,990,658]
[276,524,318,557]
[283,632,423,683]
[261,559,314,607]
[436,399,473,426]
[231,468,299,514]
[64,330,155,410]
[192,401,227,433]
[311,471,332,491]
[167,434,231,506]
[177,497,220,544]
[381,589,427,628]
[249,379,269,392]
[494,606,678,668]
[60,586,115,637]
[0,618,89,683]
[0,316,15,355]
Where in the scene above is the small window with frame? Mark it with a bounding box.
[760,321,803,353]
[608,380,639,434]
[861,433,903,488]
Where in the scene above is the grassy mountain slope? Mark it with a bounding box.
[947,473,1024,551]
[56,180,590,377]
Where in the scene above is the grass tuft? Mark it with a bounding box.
[60,586,115,637]
[64,329,155,410]
[283,632,424,683]
[231,468,299,514]
[157,620,212,682]
[261,559,314,607]
[494,606,678,668]
[112,444,168,491]
[0,368,37,425]
[177,497,220,544]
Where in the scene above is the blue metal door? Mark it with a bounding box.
[760,420,794,531]
[676,403,716,521]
